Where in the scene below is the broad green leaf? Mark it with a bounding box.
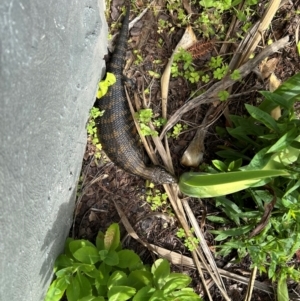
[99,249,119,266]
[96,231,105,251]
[44,277,69,301]
[66,275,80,301]
[212,160,227,172]
[277,273,289,301]
[151,259,170,290]
[55,266,73,278]
[179,170,289,198]
[245,104,279,132]
[97,262,112,285]
[246,147,271,170]
[148,290,167,301]
[54,254,73,272]
[117,250,142,270]
[104,223,120,251]
[78,297,105,301]
[206,216,230,223]
[161,273,191,293]
[266,129,298,154]
[127,270,153,290]
[228,158,243,171]
[69,240,96,258]
[259,91,290,111]
[132,286,156,301]
[73,246,100,264]
[64,237,75,259]
[107,271,128,289]
[170,288,201,300]
[97,72,116,99]
[77,273,92,298]
[107,286,136,301]
[274,71,300,101]
[264,142,300,169]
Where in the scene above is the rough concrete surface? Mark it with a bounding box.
[0,0,107,300]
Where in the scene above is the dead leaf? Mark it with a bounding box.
[269,72,281,92]
[259,57,279,79]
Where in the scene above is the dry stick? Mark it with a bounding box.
[244,266,257,301]
[114,200,274,295]
[182,199,226,290]
[182,200,231,301]
[160,35,290,138]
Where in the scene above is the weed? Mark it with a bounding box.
[179,72,300,300]
[135,109,167,137]
[168,123,188,139]
[87,107,104,160]
[45,223,202,301]
[176,228,200,252]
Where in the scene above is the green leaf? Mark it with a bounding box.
[107,271,128,289]
[69,240,96,258]
[277,273,289,301]
[96,231,105,251]
[212,160,227,172]
[245,104,279,132]
[66,275,80,301]
[133,286,156,301]
[259,91,290,111]
[170,288,201,300]
[78,297,105,301]
[151,259,170,290]
[211,225,253,241]
[97,72,116,99]
[215,196,242,225]
[77,273,92,298]
[54,254,73,271]
[104,223,120,251]
[97,262,112,286]
[226,127,260,147]
[161,273,191,294]
[73,246,100,264]
[55,266,73,278]
[274,71,300,102]
[206,215,230,223]
[117,250,142,270]
[179,170,289,198]
[127,270,153,290]
[107,286,136,301]
[148,290,168,301]
[44,277,69,301]
[99,249,119,266]
[266,129,298,154]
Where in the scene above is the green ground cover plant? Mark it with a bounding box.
[45,223,201,301]
[179,72,300,301]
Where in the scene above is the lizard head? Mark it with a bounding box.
[152,166,177,184]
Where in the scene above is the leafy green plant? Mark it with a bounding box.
[168,123,188,139]
[171,48,203,84]
[176,228,200,251]
[45,223,201,301]
[179,71,300,301]
[146,182,169,210]
[135,109,166,137]
[87,107,104,160]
